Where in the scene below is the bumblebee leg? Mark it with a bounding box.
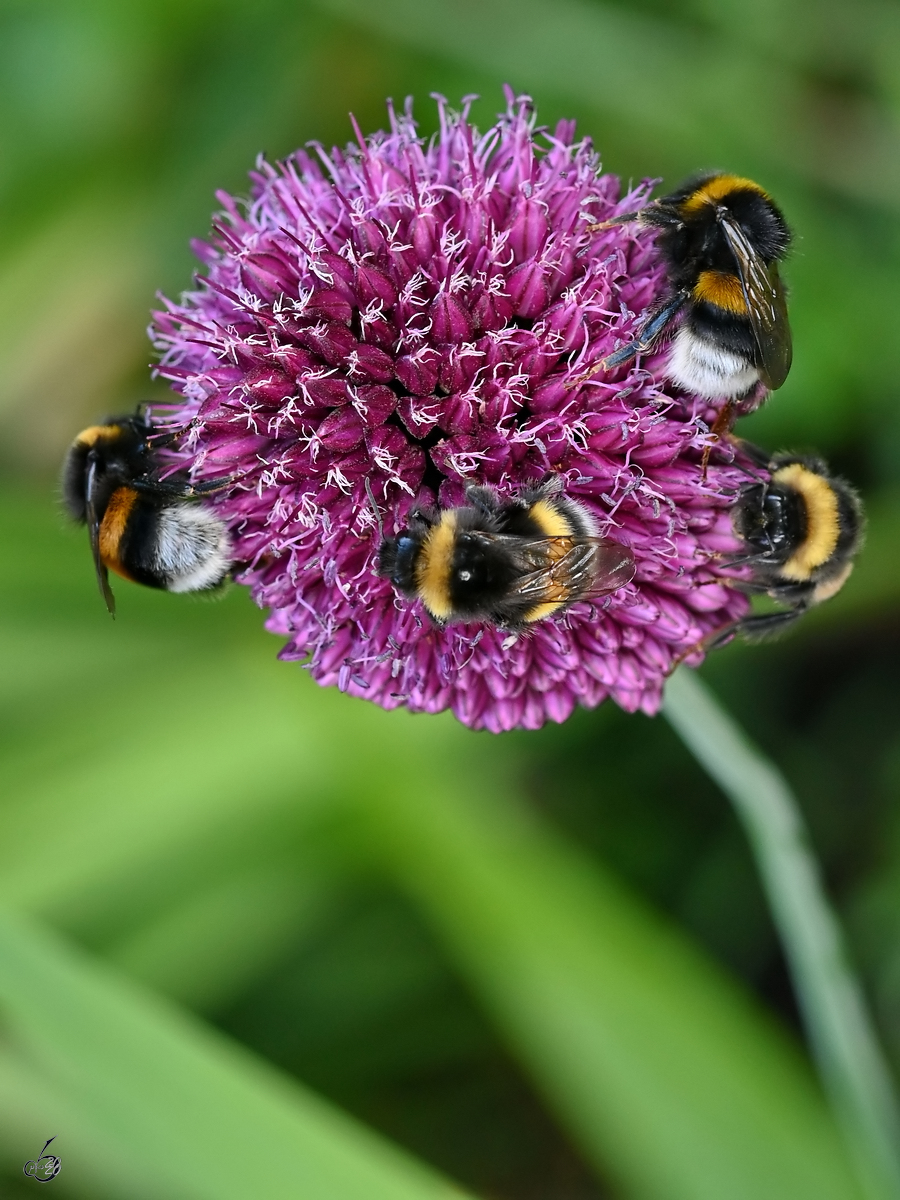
[144,429,181,449]
[143,416,203,449]
[189,475,235,495]
[722,555,779,572]
[728,579,781,596]
[130,475,234,499]
[585,209,642,231]
[568,293,688,389]
[669,600,804,668]
[700,400,735,479]
[607,293,689,367]
[85,455,117,617]
[586,199,685,234]
[668,604,800,670]
[734,607,804,642]
[704,622,740,651]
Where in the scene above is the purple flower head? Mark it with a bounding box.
[150,90,753,732]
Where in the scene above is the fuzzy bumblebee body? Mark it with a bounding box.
[63,414,233,615]
[595,172,792,402]
[728,449,863,639]
[377,480,636,630]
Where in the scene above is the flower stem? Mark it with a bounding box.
[663,667,900,1200]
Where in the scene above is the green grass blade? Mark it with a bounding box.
[0,907,470,1200]
[355,757,864,1200]
[664,668,900,1200]
[104,865,333,1011]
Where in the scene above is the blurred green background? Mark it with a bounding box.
[1,2,899,1197]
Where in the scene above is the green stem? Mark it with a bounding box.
[663,668,900,1200]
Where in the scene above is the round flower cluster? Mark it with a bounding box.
[150,89,752,732]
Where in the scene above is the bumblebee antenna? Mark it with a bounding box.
[364,477,385,542]
[85,454,116,618]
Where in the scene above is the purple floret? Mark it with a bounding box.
[150,89,753,732]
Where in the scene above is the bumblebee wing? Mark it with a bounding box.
[503,536,635,606]
[579,539,637,599]
[718,214,793,390]
[85,456,116,616]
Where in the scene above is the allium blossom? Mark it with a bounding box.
[151,90,753,732]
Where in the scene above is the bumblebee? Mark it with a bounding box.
[589,172,792,402]
[376,479,636,630]
[726,448,864,639]
[62,413,233,616]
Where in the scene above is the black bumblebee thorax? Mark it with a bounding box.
[379,534,420,594]
[715,190,789,262]
[448,533,517,613]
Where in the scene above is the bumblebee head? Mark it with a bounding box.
[377,533,422,595]
[62,425,120,522]
[62,416,150,523]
